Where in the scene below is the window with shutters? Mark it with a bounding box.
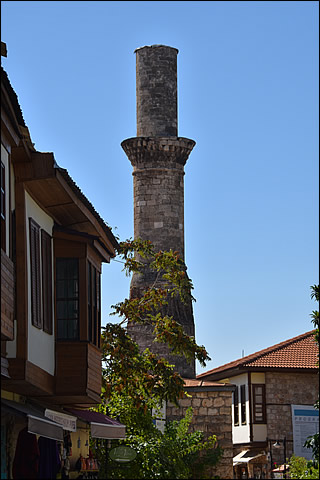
[29,218,53,333]
[233,385,239,425]
[88,261,101,347]
[240,384,247,425]
[29,218,42,328]
[41,230,53,334]
[1,161,5,251]
[252,384,266,423]
[56,258,79,340]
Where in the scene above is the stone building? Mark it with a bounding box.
[121,45,196,378]
[197,330,319,479]
[167,379,235,479]
[121,44,236,479]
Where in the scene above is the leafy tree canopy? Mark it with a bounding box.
[92,239,219,479]
[100,239,211,410]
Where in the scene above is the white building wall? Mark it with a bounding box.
[26,191,55,375]
[228,372,251,444]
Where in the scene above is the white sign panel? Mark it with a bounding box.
[152,401,166,434]
[291,405,319,460]
[45,409,77,432]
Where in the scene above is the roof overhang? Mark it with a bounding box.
[12,151,117,258]
[53,225,112,263]
[197,366,318,382]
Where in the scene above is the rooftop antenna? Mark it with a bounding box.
[242,349,245,358]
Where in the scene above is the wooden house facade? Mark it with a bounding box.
[1,42,124,479]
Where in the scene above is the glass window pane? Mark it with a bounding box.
[56,258,79,340]
[57,320,67,339]
[57,280,67,298]
[57,300,67,319]
[68,259,78,279]
[69,319,78,339]
[56,259,67,280]
[67,300,78,318]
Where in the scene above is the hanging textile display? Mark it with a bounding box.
[38,436,61,479]
[12,427,40,479]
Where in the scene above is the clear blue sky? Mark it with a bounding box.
[2,1,319,374]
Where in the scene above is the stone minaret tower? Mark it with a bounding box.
[121,45,196,378]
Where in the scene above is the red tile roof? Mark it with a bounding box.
[183,378,229,387]
[197,330,318,380]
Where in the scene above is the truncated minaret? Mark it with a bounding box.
[121,45,196,378]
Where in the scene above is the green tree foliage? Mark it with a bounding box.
[101,239,210,409]
[288,455,319,479]
[93,406,222,479]
[92,239,218,478]
[309,284,319,346]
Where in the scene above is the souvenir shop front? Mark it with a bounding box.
[233,450,268,479]
[1,397,126,479]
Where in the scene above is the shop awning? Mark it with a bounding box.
[66,408,126,439]
[1,399,64,442]
[233,450,266,465]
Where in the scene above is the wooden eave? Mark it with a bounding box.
[199,365,318,382]
[53,226,111,263]
[1,106,21,148]
[1,92,35,164]
[14,151,116,259]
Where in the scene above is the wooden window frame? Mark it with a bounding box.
[240,384,247,425]
[1,161,6,251]
[233,385,239,426]
[41,229,53,334]
[29,218,42,328]
[56,257,80,340]
[252,384,266,424]
[87,260,101,347]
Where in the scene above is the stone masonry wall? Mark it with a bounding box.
[122,45,197,378]
[167,389,234,479]
[121,137,196,378]
[135,45,178,137]
[266,372,319,465]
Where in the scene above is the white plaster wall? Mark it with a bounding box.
[230,373,251,444]
[26,192,55,375]
[1,144,10,256]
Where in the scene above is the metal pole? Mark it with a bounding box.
[283,437,287,479]
[105,439,111,478]
[269,439,274,479]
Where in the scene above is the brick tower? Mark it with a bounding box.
[121,45,196,378]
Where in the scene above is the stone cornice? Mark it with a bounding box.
[121,136,196,167]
